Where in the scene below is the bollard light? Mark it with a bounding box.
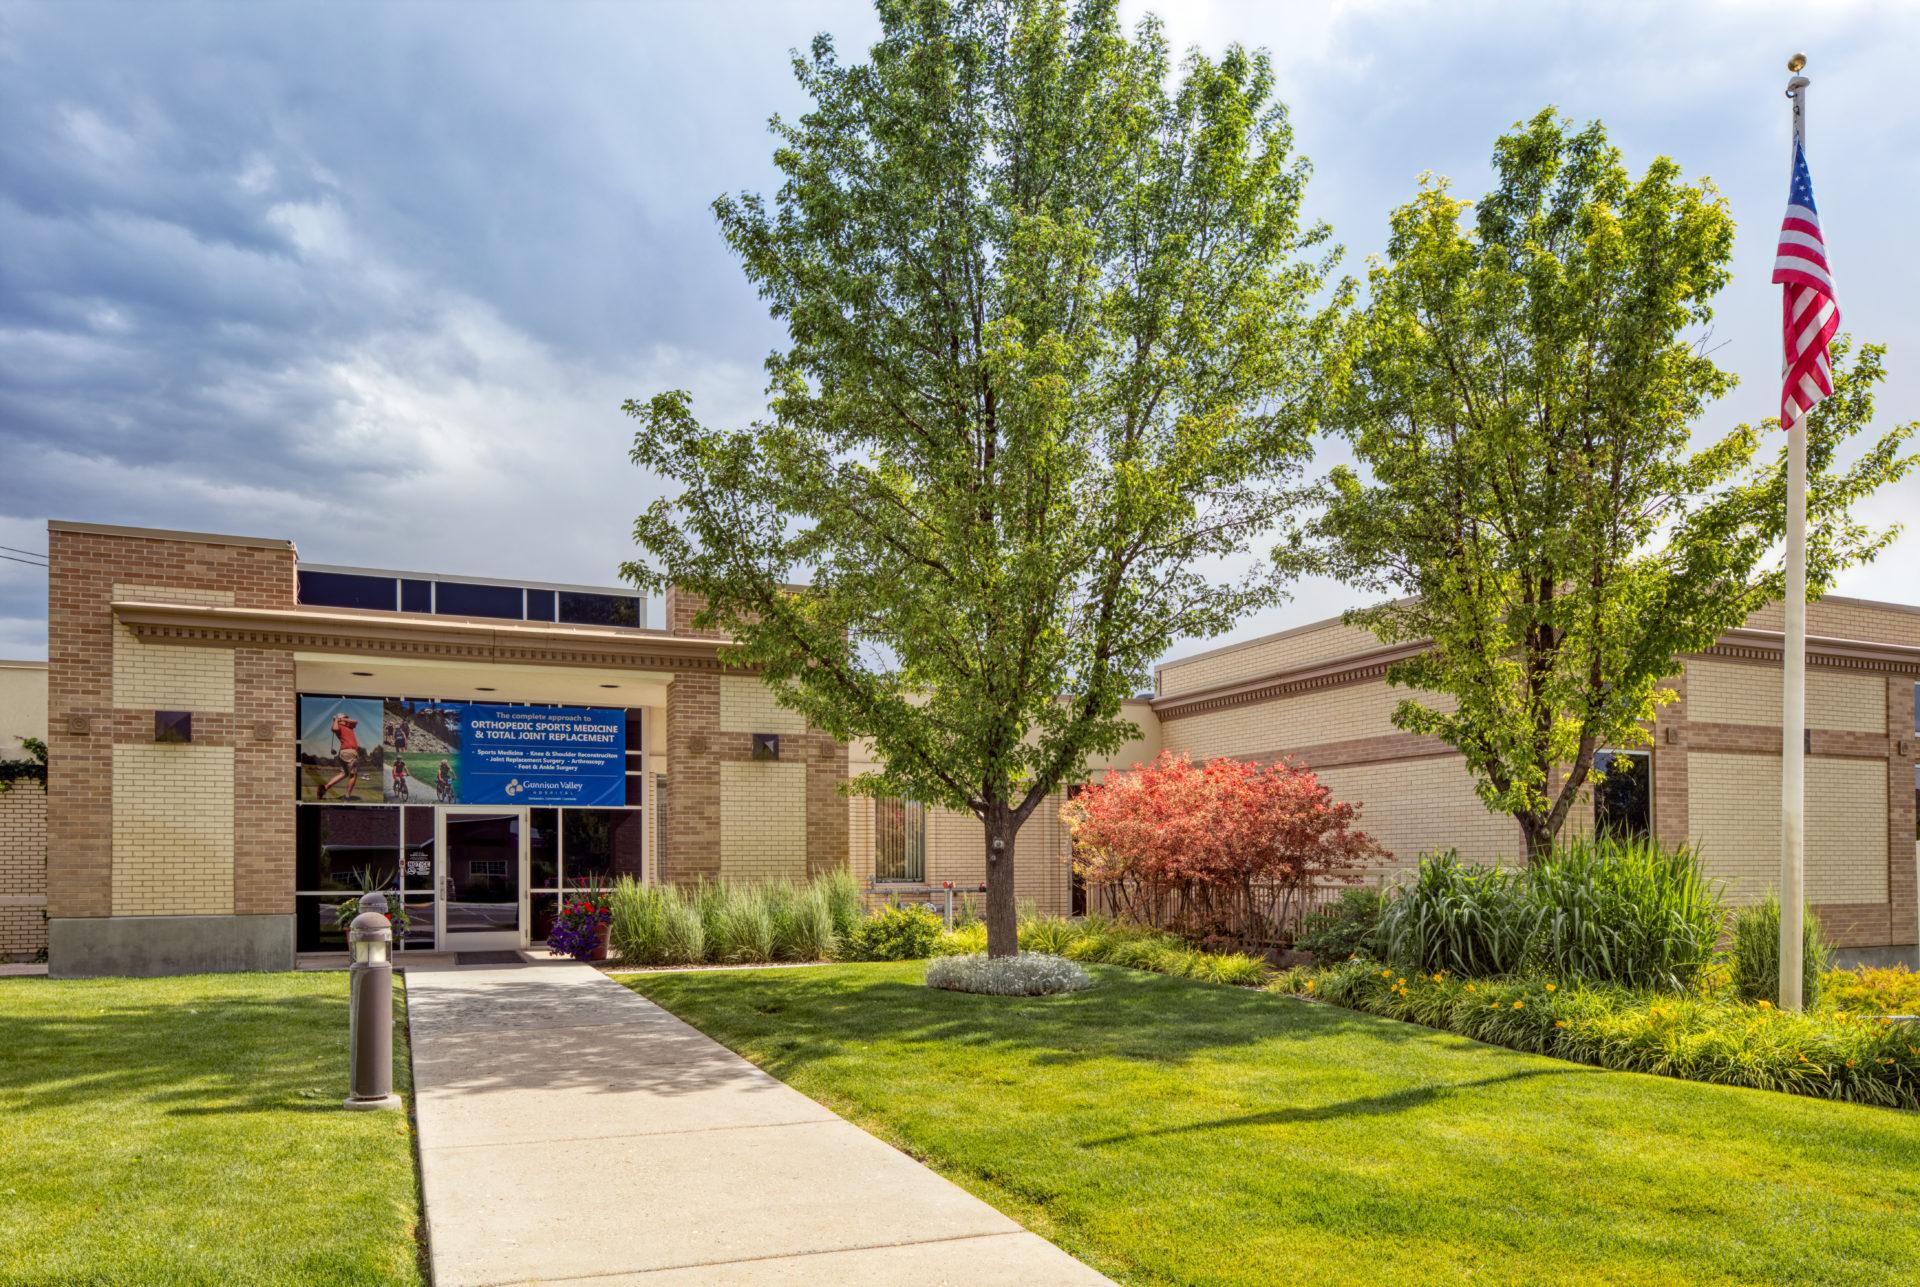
[344,899,401,1111]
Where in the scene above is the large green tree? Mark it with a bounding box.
[625,0,1338,954]
[1313,110,1915,861]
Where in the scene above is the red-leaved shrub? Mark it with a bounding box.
[1063,752,1385,951]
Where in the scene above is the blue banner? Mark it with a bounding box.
[299,696,627,806]
[454,703,627,806]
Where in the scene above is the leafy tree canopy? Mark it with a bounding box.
[624,0,1339,951]
[1311,109,1916,859]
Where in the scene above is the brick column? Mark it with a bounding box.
[1653,668,1690,849]
[665,671,721,885]
[1889,676,1917,950]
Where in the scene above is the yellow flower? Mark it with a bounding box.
[1348,953,1357,960]
[1381,969,1392,979]
[1512,1001,1524,1010]
[1797,1053,1808,1063]
[1304,979,1315,991]
[1489,1002,1500,1010]
[1544,983,1557,993]
[1465,984,1476,993]
[1396,978,1406,987]
[1431,973,1444,984]
[1757,1000,1772,1010]
[1846,1059,1858,1069]
[1554,1019,1569,1029]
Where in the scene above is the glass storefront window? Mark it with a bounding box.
[530,808,560,887]
[297,805,399,891]
[564,809,645,884]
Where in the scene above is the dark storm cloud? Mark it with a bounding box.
[0,0,1914,661]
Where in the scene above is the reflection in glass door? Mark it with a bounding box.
[436,809,525,950]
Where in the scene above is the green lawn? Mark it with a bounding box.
[0,972,423,1287]
[627,962,1920,1287]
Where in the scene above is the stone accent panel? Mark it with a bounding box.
[111,743,235,915]
[1,782,47,958]
[719,761,806,880]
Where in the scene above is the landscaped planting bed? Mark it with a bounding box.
[626,961,1920,1287]
[0,973,423,1287]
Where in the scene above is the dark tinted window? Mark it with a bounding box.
[1593,750,1651,840]
[435,581,525,620]
[565,809,645,881]
[299,570,397,611]
[297,805,400,890]
[526,588,557,622]
[558,591,639,628]
[401,578,432,613]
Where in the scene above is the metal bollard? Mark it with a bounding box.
[344,892,402,1111]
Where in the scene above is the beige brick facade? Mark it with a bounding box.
[1140,602,1920,954]
[112,584,237,713]
[1158,618,1384,697]
[110,743,236,915]
[1688,658,1885,733]
[1690,751,1888,904]
[1,783,47,959]
[718,760,806,880]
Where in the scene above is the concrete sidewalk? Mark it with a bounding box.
[404,959,1110,1286]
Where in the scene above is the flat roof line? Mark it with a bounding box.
[48,520,294,551]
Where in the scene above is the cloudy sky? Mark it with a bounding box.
[2,1,1915,663]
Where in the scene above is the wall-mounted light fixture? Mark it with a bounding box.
[751,732,780,761]
[154,711,192,743]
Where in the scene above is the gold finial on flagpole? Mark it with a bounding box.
[1787,53,1806,73]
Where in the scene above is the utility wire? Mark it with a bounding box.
[0,553,49,568]
[0,544,48,560]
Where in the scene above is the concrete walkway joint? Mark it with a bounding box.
[405,958,1109,1286]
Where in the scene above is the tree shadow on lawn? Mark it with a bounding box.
[1080,1064,1598,1146]
[0,980,403,1118]
[642,963,1522,1084]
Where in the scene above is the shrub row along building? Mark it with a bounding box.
[2,520,1914,974]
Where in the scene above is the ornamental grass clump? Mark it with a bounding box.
[1729,892,1831,1007]
[1375,852,1535,977]
[1375,839,1725,991]
[1527,837,1722,991]
[1825,965,1920,1016]
[926,952,1091,996]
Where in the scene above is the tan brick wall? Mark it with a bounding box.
[1688,659,1885,732]
[1158,618,1384,696]
[47,525,297,922]
[1313,755,1520,874]
[111,584,236,713]
[1744,597,1920,647]
[110,742,235,915]
[1689,751,1888,905]
[1,782,48,958]
[719,760,806,880]
[719,674,806,735]
[1164,680,1452,762]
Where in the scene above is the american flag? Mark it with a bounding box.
[1772,142,1839,426]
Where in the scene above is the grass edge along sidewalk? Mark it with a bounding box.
[0,971,424,1287]
[626,960,1920,1287]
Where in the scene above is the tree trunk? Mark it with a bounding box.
[1517,814,1554,865]
[983,803,1019,958]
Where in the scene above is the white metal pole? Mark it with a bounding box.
[1779,59,1810,1012]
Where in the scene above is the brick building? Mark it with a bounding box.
[1,658,48,960]
[21,519,1920,975]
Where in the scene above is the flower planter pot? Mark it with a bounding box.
[590,922,609,962]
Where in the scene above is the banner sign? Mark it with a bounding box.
[298,695,627,806]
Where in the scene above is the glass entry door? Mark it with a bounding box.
[436,808,525,950]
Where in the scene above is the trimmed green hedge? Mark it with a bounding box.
[1272,958,1920,1109]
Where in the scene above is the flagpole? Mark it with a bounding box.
[1779,54,1811,1012]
